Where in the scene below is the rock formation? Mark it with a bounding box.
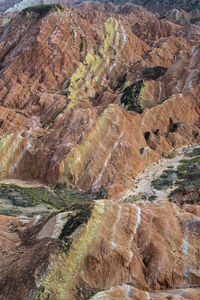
[0,1,199,299]
[0,1,200,195]
[0,200,200,299]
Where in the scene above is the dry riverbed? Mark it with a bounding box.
[122,144,200,203]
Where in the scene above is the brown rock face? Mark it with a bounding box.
[0,200,199,299]
[0,214,57,300]
[0,215,20,254]
[0,2,199,299]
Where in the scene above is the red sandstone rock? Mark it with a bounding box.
[0,2,199,300]
[0,200,199,299]
[0,2,200,300]
[0,3,199,195]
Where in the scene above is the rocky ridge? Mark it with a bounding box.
[0,1,200,299]
[0,2,200,195]
[0,198,200,299]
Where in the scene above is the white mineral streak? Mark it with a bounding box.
[111,205,123,250]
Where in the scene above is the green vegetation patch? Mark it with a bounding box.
[120,80,145,113]
[92,185,109,199]
[22,4,64,17]
[0,207,21,217]
[166,153,176,159]
[53,183,92,209]
[152,169,177,190]
[186,147,200,157]
[0,183,93,214]
[123,193,157,203]
[176,156,200,180]
[167,165,174,169]
[166,147,200,204]
[152,147,200,199]
[0,182,108,217]
[123,194,141,204]
[149,145,200,205]
[149,195,157,202]
[58,202,94,251]
[152,178,162,190]
[0,184,50,207]
[142,66,167,80]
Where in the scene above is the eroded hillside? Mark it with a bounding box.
[0,1,200,300]
[0,2,200,195]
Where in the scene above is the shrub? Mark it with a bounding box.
[166,153,176,159]
[186,147,200,157]
[149,195,157,202]
[152,179,162,190]
[0,183,93,217]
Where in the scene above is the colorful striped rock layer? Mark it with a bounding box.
[0,200,200,299]
[0,2,200,299]
[0,2,200,195]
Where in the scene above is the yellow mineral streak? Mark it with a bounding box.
[138,81,149,109]
[0,134,23,179]
[56,17,122,118]
[58,104,116,185]
[37,201,106,300]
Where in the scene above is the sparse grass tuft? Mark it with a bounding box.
[149,195,157,202]
[122,194,141,204]
[0,183,93,217]
[166,153,176,159]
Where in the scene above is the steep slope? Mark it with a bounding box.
[0,2,200,195]
[0,200,200,299]
[0,2,199,299]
